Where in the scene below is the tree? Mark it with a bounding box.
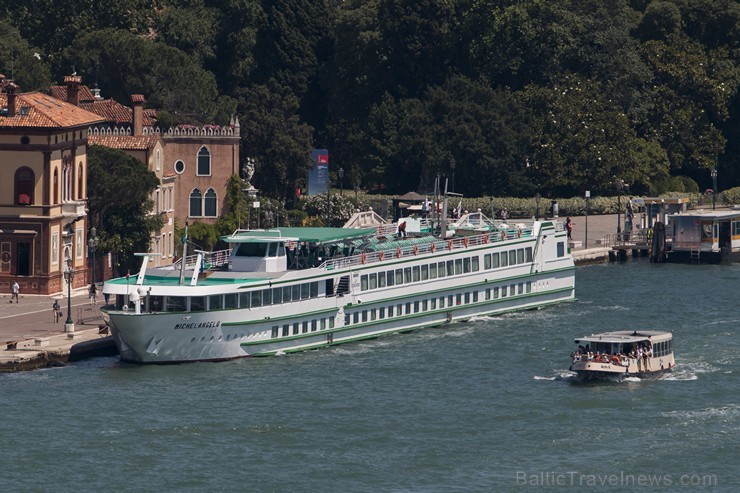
[87,145,163,275]
[0,20,52,91]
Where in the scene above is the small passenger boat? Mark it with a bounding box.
[569,330,675,380]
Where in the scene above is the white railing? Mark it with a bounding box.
[173,249,231,270]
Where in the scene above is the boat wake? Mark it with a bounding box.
[533,371,576,381]
[660,404,740,425]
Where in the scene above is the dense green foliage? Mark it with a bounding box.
[87,146,163,275]
[2,0,738,201]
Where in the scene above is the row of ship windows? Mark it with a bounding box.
[348,281,533,325]
[271,316,336,338]
[360,248,534,292]
[119,281,321,312]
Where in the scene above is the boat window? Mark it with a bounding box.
[311,320,318,331]
[413,301,419,313]
[235,242,267,257]
[518,283,524,294]
[301,283,310,299]
[272,288,282,304]
[320,318,326,330]
[149,296,164,312]
[472,256,479,272]
[405,302,411,314]
[525,247,533,262]
[446,260,454,276]
[484,254,491,270]
[166,296,187,312]
[369,273,377,289]
[473,291,478,302]
[429,263,437,279]
[282,324,289,337]
[251,291,262,308]
[464,293,470,304]
[224,293,238,309]
[509,251,517,265]
[262,289,272,305]
[501,285,507,297]
[361,275,368,291]
[437,261,446,278]
[455,259,463,275]
[493,287,499,298]
[485,288,491,300]
[500,252,508,267]
[386,271,395,286]
[557,242,565,257]
[277,242,286,257]
[388,305,394,317]
[395,269,403,284]
[526,281,532,293]
[271,326,278,338]
[378,272,386,288]
[397,303,403,315]
[292,284,301,300]
[455,294,462,305]
[463,257,471,273]
[423,300,428,311]
[239,292,250,308]
[353,312,359,324]
[510,283,516,295]
[267,242,278,257]
[329,317,334,329]
[421,265,429,280]
[190,296,206,312]
[401,267,409,283]
[293,322,300,335]
[362,310,368,322]
[344,314,350,326]
[370,309,376,321]
[439,297,445,308]
[517,249,525,264]
[310,282,318,298]
[302,321,309,333]
[209,295,223,310]
[379,307,385,319]
[412,266,420,282]
[491,253,500,268]
[431,298,436,309]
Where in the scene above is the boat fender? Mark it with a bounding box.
[447,240,453,251]
[413,245,419,255]
[361,253,367,264]
[396,247,402,258]
[430,243,436,253]
[463,237,469,248]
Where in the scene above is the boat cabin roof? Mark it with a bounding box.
[668,210,740,221]
[221,227,377,244]
[575,330,672,345]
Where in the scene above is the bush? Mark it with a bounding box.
[720,187,740,206]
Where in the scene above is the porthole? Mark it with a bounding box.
[174,160,185,174]
[209,336,214,342]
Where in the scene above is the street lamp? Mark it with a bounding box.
[534,193,541,220]
[450,157,456,193]
[63,257,75,332]
[88,226,99,287]
[339,167,344,196]
[711,168,718,210]
[615,178,628,237]
[585,190,590,248]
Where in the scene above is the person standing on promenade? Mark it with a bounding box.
[11,280,19,303]
[89,283,98,305]
[52,299,61,323]
[565,217,573,240]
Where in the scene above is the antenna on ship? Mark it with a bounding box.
[441,178,449,238]
[179,221,189,285]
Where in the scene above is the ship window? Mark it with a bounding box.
[272,288,282,304]
[485,288,491,300]
[517,249,525,264]
[526,281,532,293]
[510,283,516,295]
[413,301,419,313]
[385,270,395,286]
[405,302,411,314]
[404,267,411,283]
[301,283,310,299]
[235,242,267,257]
[464,293,470,304]
[283,286,292,302]
[311,320,317,331]
[463,257,471,273]
[262,289,272,305]
[166,296,187,312]
[271,326,278,338]
[370,309,376,321]
[362,310,368,322]
[394,268,402,284]
[361,275,368,291]
[421,265,428,280]
[329,317,334,329]
[302,322,309,333]
[448,295,454,306]
[225,293,238,309]
[447,260,455,276]
[484,254,491,269]
[500,252,508,267]
[369,273,377,289]
[397,303,403,315]
[190,296,206,311]
[525,247,533,262]
[494,287,499,298]
[150,296,164,312]
[378,273,386,288]
[379,307,385,319]
[293,322,300,335]
[438,261,446,278]
[388,306,394,317]
[439,297,445,308]
[320,318,326,330]
[251,291,262,308]
[456,294,462,305]
[353,312,359,324]
[518,283,524,294]
[501,285,507,297]
[310,282,318,298]
[491,253,500,268]
[412,266,420,282]
[292,285,301,300]
[557,242,565,257]
[429,263,437,279]
[509,251,517,265]
[455,259,463,275]
[422,300,428,311]
[473,291,478,302]
[431,298,436,309]
[282,324,290,337]
[239,292,250,308]
[209,295,223,310]
[472,256,479,271]
[344,313,351,325]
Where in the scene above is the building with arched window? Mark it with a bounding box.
[0,76,104,294]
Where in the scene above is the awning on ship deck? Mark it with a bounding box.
[221,227,377,244]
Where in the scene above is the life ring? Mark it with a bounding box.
[396,247,402,258]
[430,243,436,253]
[517,228,522,238]
[447,240,453,251]
[379,251,384,261]
[361,253,367,264]
[463,237,469,248]
[483,233,489,244]
[501,231,506,241]
[413,245,419,255]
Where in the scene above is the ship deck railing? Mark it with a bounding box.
[172,249,231,271]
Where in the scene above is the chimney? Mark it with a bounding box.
[131,94,145,136]
[2,75,20,117]
[64,75,82,106]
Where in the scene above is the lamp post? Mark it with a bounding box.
[585,190,590,248]
[88,226,99,287]
[711,168,718,210]
[534,193,541,220]
[450,157,456,193]
[615,179,628,238]
[339,167,344,196]
[63,257,75,332]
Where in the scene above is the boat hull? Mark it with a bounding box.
[569,358,675,381]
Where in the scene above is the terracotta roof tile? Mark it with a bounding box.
[0,92,104,128]
[89,134,160,150]
[49,84,97,103]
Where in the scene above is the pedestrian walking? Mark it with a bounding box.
[10,280,19,303]
[565,217,573,240]
[52,299,61,323]
[89,283,98,305]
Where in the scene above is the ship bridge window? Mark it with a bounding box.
[210,295,223,310]
[225,293,238,309]
[239,292,250,308]
[525,247,533,262]
[235,242,268,257]
[166,296,187,312]
[272,287,282,304]
[300,283,310,299]
[262,289,272,305]
[190,296,206,311]
[557,242,565,257]
[310,282,318,298]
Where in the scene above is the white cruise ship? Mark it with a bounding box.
[101,219,575,363]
